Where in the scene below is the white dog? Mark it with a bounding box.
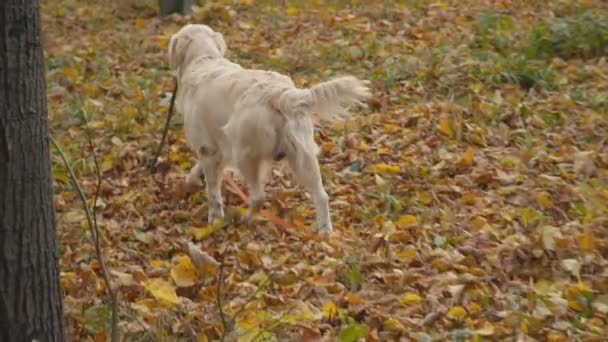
[168,24,370,234]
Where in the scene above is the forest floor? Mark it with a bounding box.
[42,0,608,340]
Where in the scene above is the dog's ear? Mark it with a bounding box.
[168,35,180,68]
[213,32,227,56]
[168,34,192,69]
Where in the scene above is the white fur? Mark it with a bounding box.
[169,24,371,234]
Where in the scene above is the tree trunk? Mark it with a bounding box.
[159,0,195,16]
[0,1,65,341]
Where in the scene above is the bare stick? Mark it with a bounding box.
[49,135,119,342]
[81,111,120,342]
[216,253,228,342]
[149,77,178,173]
[231,272,274,321]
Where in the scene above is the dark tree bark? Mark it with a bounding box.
[159,0,195,16]
[0,1,65,341]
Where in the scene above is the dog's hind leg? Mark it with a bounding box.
[238,157,266,224]
[287,149,332,235]
[200,153,225,224]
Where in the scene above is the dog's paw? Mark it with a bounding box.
[317,223,333,236]
[207,210,225,225]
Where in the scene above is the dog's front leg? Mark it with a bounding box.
[238,158,265,225]
[246,183,264,224]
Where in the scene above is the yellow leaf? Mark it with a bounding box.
[383,318,406,332]
[144,278,180,307]
[535,192,554,209]
[438,119,454,137]
[383,123,400,133]
[432,259,450,272]
[400,293,422,306]
[475,321,495,336]
[82,83,98,97]
[377,147,390,155]
[387,231,411,243]
[521,207,538,227]
[170,255,198,287]
[134,18,147,29]
[577,231,596,251]
[132,298,161,314]
[468,302,483,315]
[122,106,138,118]
[458,147,475,167]
[197,332,209,342]
[417,192,433,205]
[461,192,477,205]
[368,163,401,175]
[285,7,298,16]
[101,154,115,173]
[357,141,369,152]
[395,248,417,263]
[236,309,270,330]
[149,259,169,268]
[546,332,568,342]
[447,306,467,320]
[322,302,339,320]
[63,67,80,82]
[396,214,417,228]
[471,216,487,229]
[468,267,485,276]
[192,222,222,241]
[158,35,170,49]
[566,282,592,312]
[431,1,448,8]
[520,316,543,334]
[346,292,363,305]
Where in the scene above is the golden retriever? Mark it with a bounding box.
[168,24,370,234]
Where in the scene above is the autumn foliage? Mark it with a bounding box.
[44,0,608,340]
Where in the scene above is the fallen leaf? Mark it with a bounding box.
[438,119,454,137]
[458,147,475,167]
[170,255,198,287]
[368,163,401,175]
[396,214,417,228]
[400,293,422,306]
[561,259,581,278]
[144,278,180,307]
[447,306,467,320]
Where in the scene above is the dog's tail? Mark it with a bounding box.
[274,76,371,120]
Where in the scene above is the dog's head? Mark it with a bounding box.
[168,24,227,76]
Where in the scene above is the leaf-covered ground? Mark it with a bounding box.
[43,0,608,340]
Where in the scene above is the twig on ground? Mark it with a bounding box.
[216,253,228,342]
[231,272,274,322]
[81,111,120,342]
[49,134,120,342]
[149,77,178,173]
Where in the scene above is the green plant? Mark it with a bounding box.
[526,11,608,59]
[338,256,364,291]
[474,11,517,54]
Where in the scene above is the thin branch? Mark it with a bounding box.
[149,77,178,173]
[216,254,228,342]
[81,110,119,342]
[81,110,101,240]
[49,135,119,342]
[231,272,274,322]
